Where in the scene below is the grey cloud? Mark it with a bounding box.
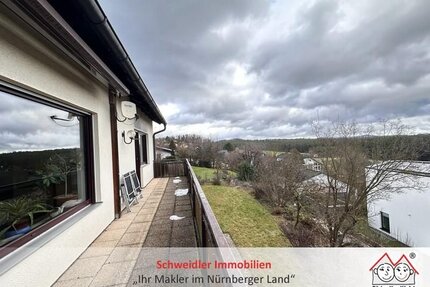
[100,0,269,102]
[0,92,81,153]
[99,0,430,139]
[252,0,430,92]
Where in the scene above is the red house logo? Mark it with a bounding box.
[369,253,418,286]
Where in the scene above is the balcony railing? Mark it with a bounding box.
[153,160,185,178]
[184,159,230,248]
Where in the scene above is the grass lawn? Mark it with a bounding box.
[192,166,236,181]
[193,166,217,180]
[202,184,291,247]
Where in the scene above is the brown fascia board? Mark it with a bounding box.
[0,0,130,95]
[2,0,166,124]
[62,0,166,124]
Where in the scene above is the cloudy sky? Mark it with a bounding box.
[100,0,430,139]
[0,91,81,153]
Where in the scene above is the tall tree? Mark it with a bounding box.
[310,120,426,246]
[168,139,176,151]
[223,142,234,152]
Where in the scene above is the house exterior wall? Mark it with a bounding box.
[116,97,137,185]
[303,158,322,172]
[115,99,155,190]
[135,112,154,187]
[367,171,430,247]
[0,8,115,286]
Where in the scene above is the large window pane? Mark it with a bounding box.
[0,91,89,247]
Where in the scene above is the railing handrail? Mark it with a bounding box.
[153,159,183,163]
[185,159,244,287]
[185,159,230,248]
[153,160,186,178]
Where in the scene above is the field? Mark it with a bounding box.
[192,166,217,180]
[202,184,291,247]
[192,166,236,181]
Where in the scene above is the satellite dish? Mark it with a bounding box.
[126,129,136,139]
[121,101,137,119]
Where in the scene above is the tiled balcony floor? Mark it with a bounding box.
[53,177,196,287]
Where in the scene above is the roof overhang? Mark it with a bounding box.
[48,0,166,125]
[1,0,166,124]
[1,0,129,95]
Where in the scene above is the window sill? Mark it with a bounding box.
[0,203,102,276]
[380,228,390,234]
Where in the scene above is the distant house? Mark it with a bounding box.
[0,1,165,285]
[156,146,174,160]
[274,152,287,161]
[367,161,430,246]
[301,172,352,207]
[303,173,349,194]
[303,158,322,172]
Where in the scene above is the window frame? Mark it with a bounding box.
[0,83,95,259]
[380,212,390,233]
[135,130,149,165]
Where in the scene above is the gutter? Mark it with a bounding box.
[153,124,167,162]
[75,0,166,125]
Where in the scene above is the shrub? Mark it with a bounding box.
[283,205,296,221]
[237,161,254,181]
[271,206,284,215]
[281,222,315,247]
[198,160,212,168]
[252,187,267,200]
[280,219,326,247]
[221,169,230,180]
[211,177,222,185]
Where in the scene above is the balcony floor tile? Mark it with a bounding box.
[53,177,197,286]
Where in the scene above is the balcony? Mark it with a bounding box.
[53,160,230,286]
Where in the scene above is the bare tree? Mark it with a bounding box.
[225,151,243,171]
[311,119,426,246]
[254,154,312,227]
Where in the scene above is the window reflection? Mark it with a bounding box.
[0,91,88,246]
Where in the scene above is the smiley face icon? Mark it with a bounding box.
[374,263,394,282]
[394,263,414,282]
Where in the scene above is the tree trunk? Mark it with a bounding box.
[329,227,338,247]
[64,175,68,196]
[294,203,301,228]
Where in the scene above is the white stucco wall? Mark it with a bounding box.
[0,7,115,287]
[116,97,137,186]
[115,99,155,191]
[135,111,155,187]
[367,171,430,247]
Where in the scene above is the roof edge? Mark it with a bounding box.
[78,0,166,124]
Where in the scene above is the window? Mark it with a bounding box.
[381,212,390,233]
[0,88,93,254]
[135,132,148,165]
